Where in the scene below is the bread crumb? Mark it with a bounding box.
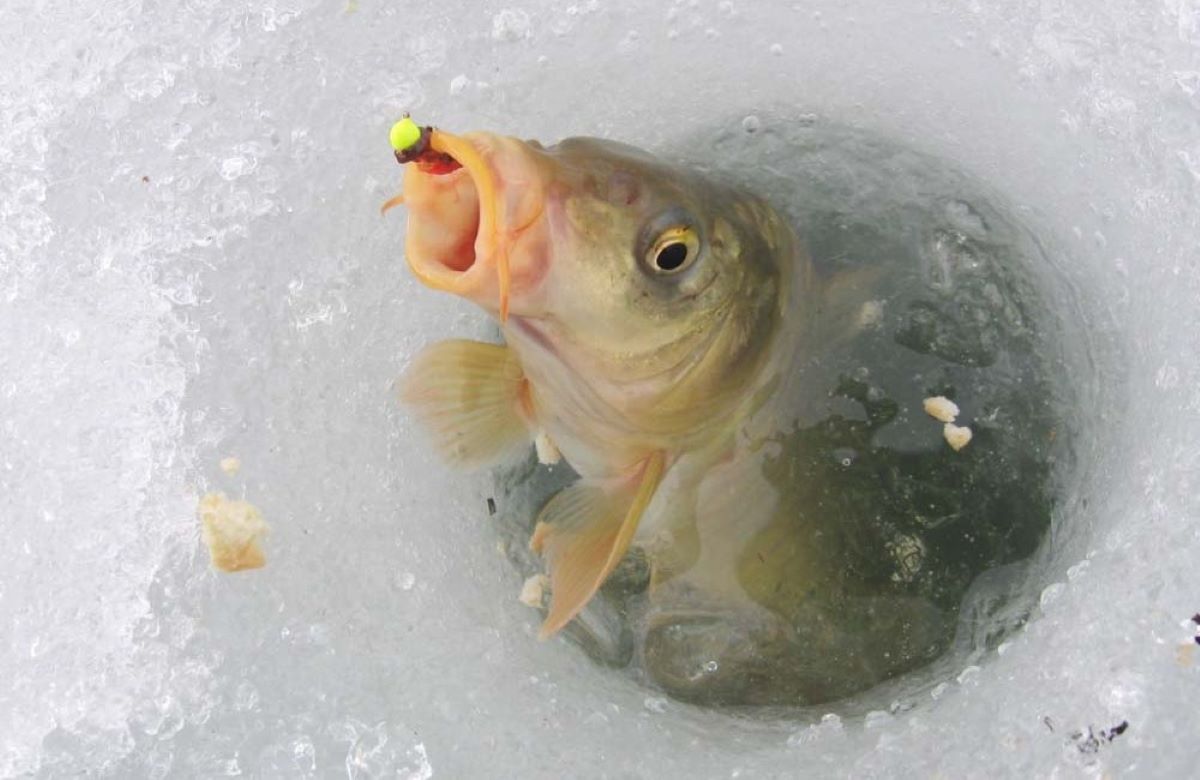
[519,573,550,608]
[923,396,960,423]
[219,456,241,475]
[199,492,268,572]
[943,423,973,451]
[534,432,561,465]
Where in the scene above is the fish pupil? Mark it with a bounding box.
[655,241,689,271]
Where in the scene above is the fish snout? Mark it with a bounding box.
[400,132,549,319]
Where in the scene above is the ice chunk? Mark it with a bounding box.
[857,299,885,329]
[491,9,533,42]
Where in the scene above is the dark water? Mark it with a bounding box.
[491,115,1074,710]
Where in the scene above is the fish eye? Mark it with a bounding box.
[645,225,701,275]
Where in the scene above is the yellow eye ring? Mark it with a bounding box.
[646,226,700,274]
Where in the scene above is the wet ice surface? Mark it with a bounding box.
[495,120,1070,708]
[3,0,1200,777]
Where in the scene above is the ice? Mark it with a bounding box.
[1,0,1198,777]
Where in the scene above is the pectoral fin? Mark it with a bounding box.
[530,452,666,638]
[399,339,532,468]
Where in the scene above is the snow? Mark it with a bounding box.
[2,0,1198,776]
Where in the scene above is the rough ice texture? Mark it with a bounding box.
[1,0,1198,777]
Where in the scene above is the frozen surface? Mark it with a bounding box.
[2,0,1198,777]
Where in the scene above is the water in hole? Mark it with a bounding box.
[492,115,1074,708]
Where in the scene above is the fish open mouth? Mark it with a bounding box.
[384,129,512,320]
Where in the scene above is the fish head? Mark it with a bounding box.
[401,130,803,446]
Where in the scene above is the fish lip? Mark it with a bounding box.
[402,139,494,298]
[402,132,547,318]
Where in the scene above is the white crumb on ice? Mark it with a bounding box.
[199,492,268,572]
[943,423,973,451]
[923,395,960,423]
[857,299,885,329]
[534,432,561,465]
[518,573,549,608]
[219,456,241,475]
